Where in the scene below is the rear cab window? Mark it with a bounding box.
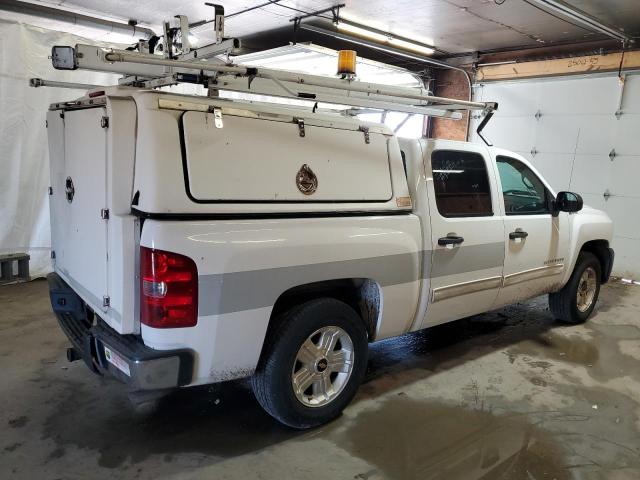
[430,150,493,217]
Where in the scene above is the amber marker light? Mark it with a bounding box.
[337,50,357,76]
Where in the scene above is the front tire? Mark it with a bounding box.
[549,252,601,324]
[251,298,368,429]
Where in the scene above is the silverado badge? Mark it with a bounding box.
[296,164,318,195]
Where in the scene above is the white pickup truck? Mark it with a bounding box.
[46,87,614,428]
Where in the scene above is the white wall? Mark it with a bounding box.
[0,20,120,277]
[470,73,640,279]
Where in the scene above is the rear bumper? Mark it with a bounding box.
[47,273,194,390]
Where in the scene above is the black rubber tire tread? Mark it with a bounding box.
[549,251,601,324]
[251,297,368,429]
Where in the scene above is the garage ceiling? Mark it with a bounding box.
[7,0,640,55]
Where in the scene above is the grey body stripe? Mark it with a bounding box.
[428,242,505,278]
[199,252,420,316]
[198,242,505,316]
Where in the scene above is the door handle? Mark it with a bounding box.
[438,235,464,246]
[509,230,529,240]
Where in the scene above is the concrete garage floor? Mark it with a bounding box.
[2,280,640,480]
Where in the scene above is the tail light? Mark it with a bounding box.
[140,247,198,328]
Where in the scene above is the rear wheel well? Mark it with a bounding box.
[580,240,612,283]
[267,279,381,344]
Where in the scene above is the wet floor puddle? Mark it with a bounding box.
[513,334,599,366]
[506,322,640,384]
[330,395,569,480]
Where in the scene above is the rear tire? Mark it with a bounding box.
[251,297,368,429]
[549,252,601,324]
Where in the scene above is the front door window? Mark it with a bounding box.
[496,156,551,215]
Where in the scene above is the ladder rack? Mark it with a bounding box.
[33,43,496,121]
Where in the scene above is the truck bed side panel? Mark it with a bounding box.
[139,215,422,385]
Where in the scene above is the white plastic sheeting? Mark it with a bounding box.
[0,20,120,278]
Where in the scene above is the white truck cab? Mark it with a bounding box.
[40,39,613,428]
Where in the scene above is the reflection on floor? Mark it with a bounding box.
[1,279,640,479]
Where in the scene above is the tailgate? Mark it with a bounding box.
[48,107,109,318]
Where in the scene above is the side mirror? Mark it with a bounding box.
[555,191,583,213]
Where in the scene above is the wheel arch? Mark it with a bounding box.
[579,239,613,283]
[265,278,383,347]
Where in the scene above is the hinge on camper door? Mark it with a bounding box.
[101,116,109,128]
[101,208,110,220]
[359,126,370,144]
[208,106,223,128]
[295,118,305,137]
[102,296,110,307]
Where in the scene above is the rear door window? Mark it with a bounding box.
[431,150,493,217]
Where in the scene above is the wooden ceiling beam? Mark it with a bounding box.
[476,50,640,82]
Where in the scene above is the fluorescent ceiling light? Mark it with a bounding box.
[335,20,435,56]
[389,38,435,56]
[336,21,388,42]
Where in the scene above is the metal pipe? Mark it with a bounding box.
[0,0,155,39]
[298,23,474,100]
[29,78,103,90]
[525,0,631,43]
[103,50,490,110]
[104,51,248,74]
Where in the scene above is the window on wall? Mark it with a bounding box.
[431,150,493,217]
[496,156,551,215]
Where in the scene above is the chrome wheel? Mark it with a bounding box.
[291,326,354,408]
[577,266,597,312]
